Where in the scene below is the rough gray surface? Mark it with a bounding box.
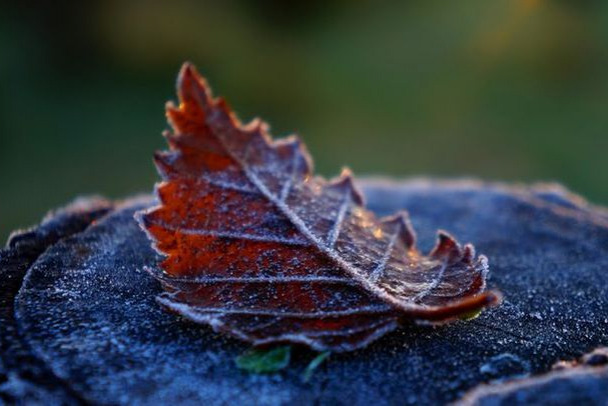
[2,179,608,405]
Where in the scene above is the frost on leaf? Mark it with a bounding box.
[135,63,501,352]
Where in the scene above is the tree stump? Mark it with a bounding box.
[1,179,607,405]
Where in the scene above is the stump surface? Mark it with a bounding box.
[2,179,607,405]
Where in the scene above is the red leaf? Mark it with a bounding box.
[136,63,501,352]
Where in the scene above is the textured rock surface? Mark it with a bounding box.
[1,179,607,405]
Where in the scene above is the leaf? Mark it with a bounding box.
[235,346,292,374]
[458,308,484,321]
[302,351,331,383]
[135,62,501,352]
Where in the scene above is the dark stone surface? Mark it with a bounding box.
[2,179,607,405]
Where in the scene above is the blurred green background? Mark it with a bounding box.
[1,0,607,242]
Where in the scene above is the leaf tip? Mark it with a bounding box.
[175,61,213,110]
[179,61,197,82]
[328,168,365,205]
[381,211,417,248]
[429,230,463,263]
[462,243,476,264]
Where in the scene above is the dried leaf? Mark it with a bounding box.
[136,63,501,352]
